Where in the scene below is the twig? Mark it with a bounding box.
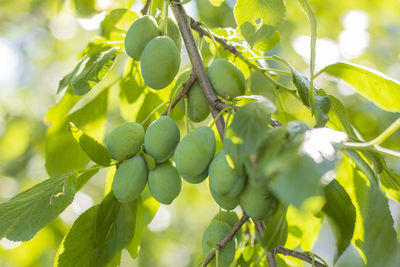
[267,251,278,267]
[203,214,249,267]
[141,0,151,15]
[161,73,197,116]
[273,246,326,267]
[253,220,265,237]
[171,2,225,139]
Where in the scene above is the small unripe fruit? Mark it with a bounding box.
[212,211,243,243]
[148,161,182,204]
[240,184,274,220]
[210,187,239,210]
[144,116,180,163]
[174,126,216,183]
[106,122,144,161]
[187,82,210,122]
[125,16,159,60]
[202,220,236,267]
[112,156,148,203]
[209,151,246,198]
[159,17,182,51]
[208,58,246,100]
[141,36,181,89]
[172,70,210,122]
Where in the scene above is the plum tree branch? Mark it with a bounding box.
[170,1,225,139]
[272,246,326,267]
[189,16,297,95]
[203,213,249,267]
[141,0,152,15]
[161,72,197,116]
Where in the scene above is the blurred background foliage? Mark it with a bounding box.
[0,0,399,266]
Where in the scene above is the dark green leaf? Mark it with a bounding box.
[319,62,400,112]
[0,172,78,241]
[327,95,357,139]
[323,180,356,263]
[126,198,144,259]
[58,59,85,94]
[362,181,400,266]
[71,48,116,95]
[57,193,140,267]
[70,123,111,166]
[224,100,276,169]
[262,203,288,251]
[239,22,274,47]
[292,70,331,127]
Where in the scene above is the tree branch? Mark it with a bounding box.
[161,72,197,116]
[203,213,249,267]
[170,1,225,139]
[267,251,278,267]
[273,246,326,267]
[141,0,151,15]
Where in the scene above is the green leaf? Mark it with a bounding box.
[262,203,288,251]
[292,70,331,127]
[209,0,224,6]
[361,181,400,266]
[71,48,116,95]
[239,22,274,47]
[57,193,140,267]
[323,180,356,263]
[253,31,280,52]
[234,0,286,30]
[380,168,400,203]
[127,197,144,259]
[224,99,276,168]
[100,9,138,41]
[327,95,357,139]
[46,90,108,176]
[57,59,85,94]
[73,0,97,17]
[45,87,82,124]
[69,123,111,166]
[136,90,164,129]
[0,172,78,241]
[319,62,400,112]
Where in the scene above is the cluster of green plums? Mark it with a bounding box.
[125,15,247,104]
[106,117,182,204]
[106,117,275,217]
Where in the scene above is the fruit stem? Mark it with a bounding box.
[184,97,189,134]
[141,100,170,125]
[162,0,169,35]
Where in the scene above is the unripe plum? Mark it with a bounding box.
[112,156,148,203]
[174,126,216,183]
[202,220,236,267]
[106,122,144,161]
[144,116,180,163]
[141,36,180,89]
[148,161,182,204]
[209,151,246,198]
[240,184,274,220]
[125,15,159,60]
[208,58,246,100]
